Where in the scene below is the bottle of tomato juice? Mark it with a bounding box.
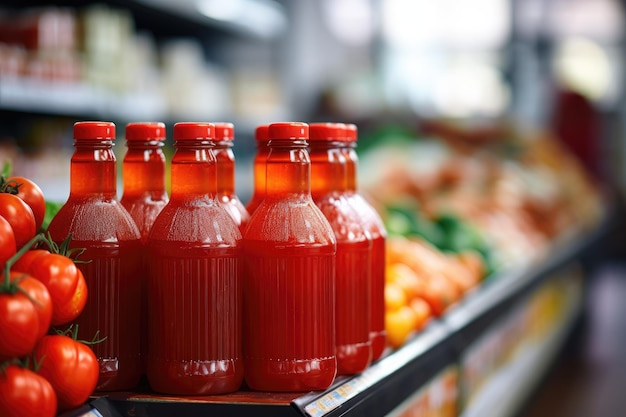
[120,122,169,373]
[46,121,143,391]
[242,122,337,392]
[309,122,372,375]
[145,122,243,395]
[342,123,388,362]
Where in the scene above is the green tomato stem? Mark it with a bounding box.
[2,233,47,288]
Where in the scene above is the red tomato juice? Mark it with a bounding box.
[67,239,142,389]
[334,238,371,373]
[146,242,242,394]
[243,236,336,391]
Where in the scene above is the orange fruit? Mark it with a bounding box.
[456,251,485,283]
[385,281,407,312]
[386,263,426,300]
[409,297,432,331]
[385,305,418,348]
[421,275,458,317]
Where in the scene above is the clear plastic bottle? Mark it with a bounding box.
[245,125,269,215]
[120,122,169,372]
[342,123,388,361]
[146,122,243,395]
[243,122,337,391]
[309,122,372,375]
[213,123,250,232]
[121,122,169,242]
[47,121,143,390]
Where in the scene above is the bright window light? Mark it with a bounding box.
[554,38,614,101]
[322,0,374,46]
[381,0,510,49]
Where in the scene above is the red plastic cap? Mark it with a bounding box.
[255,125,269,142]
[74,121,115,140]
[214,123,235,141]
[268,122,308,141]
[309,122,346,142]
[125,122,166,141]
[173,122,215,141]
[344,123,358,142]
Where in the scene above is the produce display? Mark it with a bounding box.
[0,170,99,417]
[358,121,604,348]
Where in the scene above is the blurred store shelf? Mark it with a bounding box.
[523,263,626,417]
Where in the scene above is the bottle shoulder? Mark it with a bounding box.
[345,193,387,237]
[314,193,371,243]
[47,196,141,242]
[148,198,242,245]
[244,197,336,248]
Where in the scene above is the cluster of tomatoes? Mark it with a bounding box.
[0,174,99,417]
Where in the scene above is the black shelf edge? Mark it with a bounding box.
[293,323,452,417]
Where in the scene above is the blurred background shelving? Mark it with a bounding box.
[2,0,626,203]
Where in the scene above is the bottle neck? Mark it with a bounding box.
[265,139,311,198]
[309,142,347,198]
[170,140,217,199]
[251,142,270,198]
[341,144,358,193]
[123,141,167,196]
[214,141,236,196]
[70,139,117,197]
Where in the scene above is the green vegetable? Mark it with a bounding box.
[42,201,64,232]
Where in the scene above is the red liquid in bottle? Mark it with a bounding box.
[47,121,143,391]
[214,123,250,232]
[120,122,169,372]
[146,122,243,395]
[309,123,372,375]
[245,125,269,215]
[243,122,337,391]
[343,124,387,361]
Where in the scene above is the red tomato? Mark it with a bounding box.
[33,335,98,411]
[0,194,36,249]
[53,269,88,326]
[0,291,39,359]
[12,249,50,273]
[24,253,81,326]
[7,176,46,231]
[10,272,52,340]
[0,216,16,269]
[0,365,57,417]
